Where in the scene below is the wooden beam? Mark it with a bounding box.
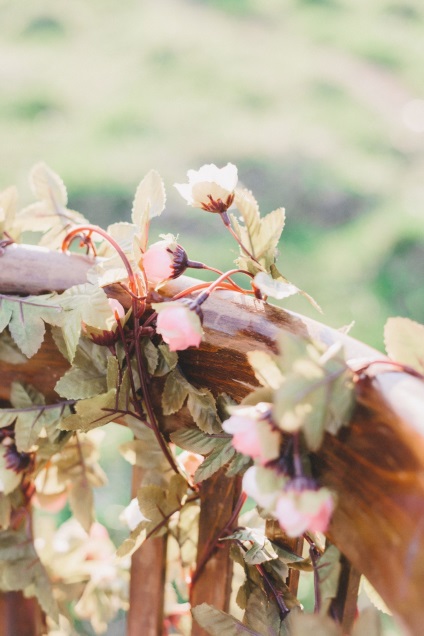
[1,246,424,634]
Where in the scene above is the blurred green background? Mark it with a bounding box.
[1,0,424,350]
[2,0,422,633]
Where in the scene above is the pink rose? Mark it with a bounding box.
[275,487,334,538]
[152,302,203,352]
[222,403,280,464]
[141,239,187,286]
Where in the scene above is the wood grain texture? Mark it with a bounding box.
[1,246,424,634]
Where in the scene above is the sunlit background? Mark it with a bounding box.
[1,1,423,633]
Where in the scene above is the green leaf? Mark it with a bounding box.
[162,368,190,415]
[0,294,62,358]
[116,522,147,558]
[317,545,341,614]
[384,317,424,375]
[225,452,251,477]
[68,476,95,532]
[119,435,170,486]
[0,494,11,529]
[187,388,220,434]
[55,339,109,399]
[192,603,261,636]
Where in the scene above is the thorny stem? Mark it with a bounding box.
[132,302,180,475]
[62,225,143,298]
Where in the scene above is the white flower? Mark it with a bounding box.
[174,163,238,211]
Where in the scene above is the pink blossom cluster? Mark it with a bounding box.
[222,403,334,538]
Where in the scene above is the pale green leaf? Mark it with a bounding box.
[60,389,118,432]
[361,577,391,615]
[225,452,251,477]
[317,545,341,615]
[0,330,27,364]
[0,494,11,529]
[68,477,95,532]
[222,529,279,566]
[142,338,159,375]
[247,351,284,389]
[194,440,235,483]
[56,283,115,361]
[192,603,260,636]
[162,368,190,415]
[170,427,221,455]
[0,294,62,358]
[254,272,299,301]
[116,522,146,558]
[384,317,424,375]
[55,339,109,399]
[154,343,178,376]
[187,388,220,433]
[29,161,67,208]
[131,170,166,250]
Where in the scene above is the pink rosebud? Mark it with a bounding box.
[275,487,334,538]
[152,302,203,352]
[141,239,188,286]
[222,403,280,464]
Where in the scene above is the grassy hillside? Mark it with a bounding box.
[0,0,423,349]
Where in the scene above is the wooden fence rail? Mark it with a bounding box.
[1,244,424,635]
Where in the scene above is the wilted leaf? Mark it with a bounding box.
[384,317,424,375]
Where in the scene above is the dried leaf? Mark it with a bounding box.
[132,170,166,251]
[162,368,190,415]
[55,339,109,399]
[187,388,220,434]
[192,603,260,636]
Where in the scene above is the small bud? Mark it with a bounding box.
[141,239,188,286]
